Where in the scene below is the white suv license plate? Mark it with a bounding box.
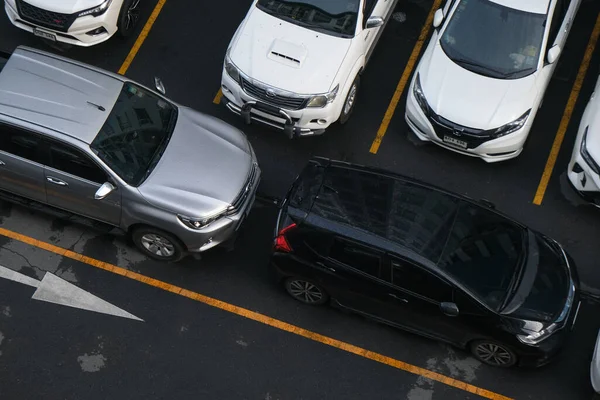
[33,28,56,42]
[443,135,468,149]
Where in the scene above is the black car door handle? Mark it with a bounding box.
[46,177,68,186]
[315,261,336,272]
[388,293,409,303]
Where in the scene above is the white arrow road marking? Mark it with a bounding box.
[0,265,143,322]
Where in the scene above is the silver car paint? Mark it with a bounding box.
[0,46,260,254]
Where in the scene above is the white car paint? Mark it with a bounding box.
[405,0,581,162]
[4,0,128,47]
[221,0,398,137]
[592,328,600,393]
[567,73,600,204]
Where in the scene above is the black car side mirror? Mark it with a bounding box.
[440,302,459,317]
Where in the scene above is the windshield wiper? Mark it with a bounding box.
[452,58,507,77]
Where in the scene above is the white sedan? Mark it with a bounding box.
[4,0,141,47]
[405,0,581,163]
[567,73,600,206]
[221,0,397,139]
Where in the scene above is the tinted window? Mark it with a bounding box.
[438,202,525,310]
[392,260,453,302]
[48,143,106,184]
[91,82,177,186]
[329,239,381,277]
[256,0,359,37]
[0,126,42,163]
[440,0,546,79]
[311,167,460,261]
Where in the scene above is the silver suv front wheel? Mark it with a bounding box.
[132,227,184,262]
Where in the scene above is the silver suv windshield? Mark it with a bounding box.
[440,0,546,79]
[91,82,177,187]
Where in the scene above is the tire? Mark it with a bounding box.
[470,340,518,368]
[117,0,141,38]
[132,226,184,262]
[284,277,329,306]
[339,75,360,125]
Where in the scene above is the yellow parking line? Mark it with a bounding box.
[118,0,168,75]
[533,12,600,205]
[0,226,511,400]
[213,88,223,104]
[369,0,443,154]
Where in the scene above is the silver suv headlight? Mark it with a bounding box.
[306,84,339,108]
[78,0,112,17]
[177,207,234,230]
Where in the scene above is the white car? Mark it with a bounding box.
[221,0,398,139]
[405,0,581,163]
[567,73,600,206]
[592,328,600,394]
[4,0,141,47]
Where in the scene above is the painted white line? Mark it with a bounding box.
[0,265,143,322]
[0,265,40,288]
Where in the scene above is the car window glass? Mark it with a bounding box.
[328,239,381,277]
[548,0,566,44]
[438,202,525,311]
[363,0,377,22]
[49,143,106,184]
[392,260,452,302]
[312,166,459,262]
[0,126,43,163]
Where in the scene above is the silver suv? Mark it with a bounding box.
[0,46,260,262]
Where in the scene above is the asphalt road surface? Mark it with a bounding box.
[1,1,600,399]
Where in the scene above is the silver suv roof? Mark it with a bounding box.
[0,46,123,144]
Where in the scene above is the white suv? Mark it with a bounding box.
[4,0,141,47]
[221,0,397,139]
[567,72,600,207]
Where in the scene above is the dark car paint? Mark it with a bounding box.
[271,157,580,367]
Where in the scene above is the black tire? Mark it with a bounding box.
[470,340,518,368]
[117,0,141,38]
[131,226,184,262]
[284,277,329,306]
[339,75,360,125]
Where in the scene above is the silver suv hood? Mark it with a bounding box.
[137,107,253,218]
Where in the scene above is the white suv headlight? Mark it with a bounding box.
[490,110,530,138]
[306,84,339,108]
[78,0,112,17]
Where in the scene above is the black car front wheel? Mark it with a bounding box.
[284,277,329,306]
[470,340,517,368]
[117,0,141,38]
[132,226,184,262]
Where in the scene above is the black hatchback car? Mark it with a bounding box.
[271,157,581,368]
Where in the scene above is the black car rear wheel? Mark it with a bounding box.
[284,277,329,306]
[470,340,517,367]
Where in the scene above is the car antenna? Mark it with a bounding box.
[86,101,106,112]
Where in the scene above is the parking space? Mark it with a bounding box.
[2,0,600,398]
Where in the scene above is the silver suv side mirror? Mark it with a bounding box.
[365,16,384,29]
[154,77,166,94]
[95,182,116,200]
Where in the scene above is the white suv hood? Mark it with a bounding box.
[229,7,350,94]
[419,42,539,129]
[23,0,105,14]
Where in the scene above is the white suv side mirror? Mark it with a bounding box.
[433,9,444,29]
[95,182,116,200]
[547,45,561,65]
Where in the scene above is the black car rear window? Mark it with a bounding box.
[438,202,526,310]
[311,166,460,261]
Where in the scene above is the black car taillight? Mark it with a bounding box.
[274,223,297,253]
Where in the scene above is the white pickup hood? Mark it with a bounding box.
[229,7,350,94]
[419,42,539,129]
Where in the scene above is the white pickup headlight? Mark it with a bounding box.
[224,52,241,84]
[306,84,339,108]
[78,0,112,17]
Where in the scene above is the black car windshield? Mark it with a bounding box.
[440,0,546,79]
[256,0,359,37]
[438,202,526,311]
[91,82,177,187]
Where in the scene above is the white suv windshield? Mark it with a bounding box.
[440,0,546,79]
[256,0,359,37]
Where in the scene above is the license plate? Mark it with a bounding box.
[33,28,56,42]
[443,135,467,149]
